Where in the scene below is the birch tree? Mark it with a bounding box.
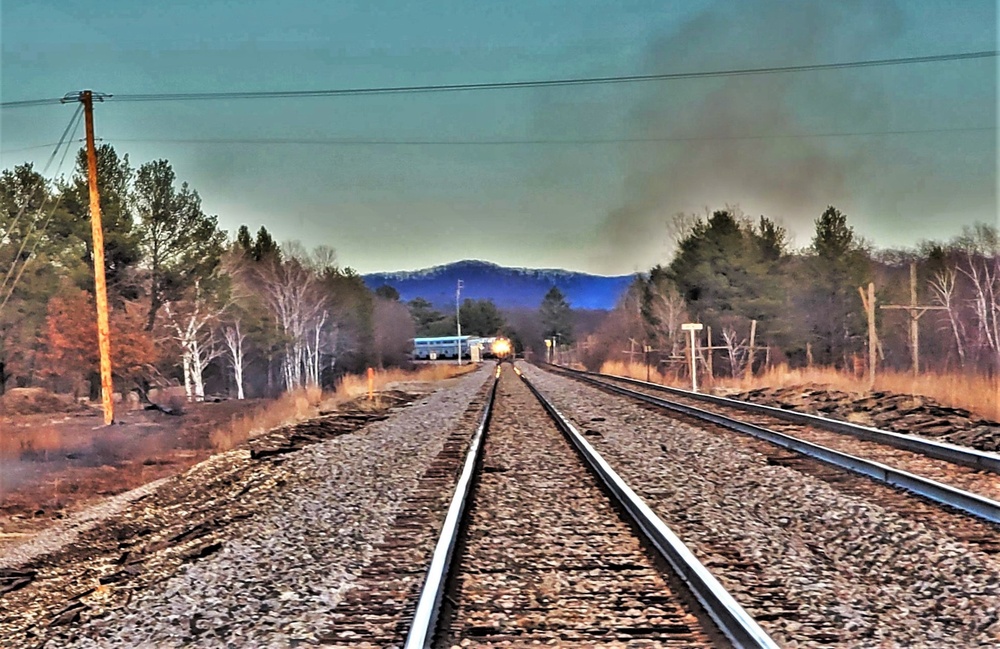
[929,266,966,368]
[255,248,336,390]
[163,279,225,401]
[222,317,247,399]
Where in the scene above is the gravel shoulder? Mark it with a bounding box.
[1,366,493,648]
[522,362,1000,648]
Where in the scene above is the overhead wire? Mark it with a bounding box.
[105,125,996,148]
[1,50,996,108]
[0,104,83,246]
[0,106,84,314]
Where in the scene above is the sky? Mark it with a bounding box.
[1,0,997,275]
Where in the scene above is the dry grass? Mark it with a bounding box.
[599,360,1000,422]
[333,363,476,400]
[209,385,324,451]
[0,425,64,460]
[209,363,478,451]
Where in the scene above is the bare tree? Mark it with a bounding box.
[222,318,247,399]
[643,279,687,357]
[255,250,334,390]
[721,326,748,378]
[929,266,966,369]
[162,279,225,401]
[958,228,1000,369]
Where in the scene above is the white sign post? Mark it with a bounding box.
[681,323,704,393]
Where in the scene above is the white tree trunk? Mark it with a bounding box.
[181,351,194,400]
[930,267,966,368]
[223,321,246,400]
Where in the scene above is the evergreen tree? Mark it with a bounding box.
[801,206,871,367]
[459,298,505,336]
[539,286,573,344]
[374,284,400,301]
[133,159,227,330]
[63,145,141,300]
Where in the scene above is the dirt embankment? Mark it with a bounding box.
[725,384,1000,452]
[0,398,270,546]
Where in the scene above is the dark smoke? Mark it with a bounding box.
[596,0,904,271]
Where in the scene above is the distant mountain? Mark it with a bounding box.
[363,260,634,310]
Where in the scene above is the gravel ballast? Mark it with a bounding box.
[6,366,492,648]
[520,362,1000,648]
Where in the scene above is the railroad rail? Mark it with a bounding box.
[546,364,1000,474]
[403,363,777,648]
[543,363,1000,526]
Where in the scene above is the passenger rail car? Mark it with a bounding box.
[412,336,511,360]
[412,336,473,360]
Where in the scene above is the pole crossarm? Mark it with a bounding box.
[877,262,947,377]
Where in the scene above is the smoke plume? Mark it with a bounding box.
[595,0,904,271]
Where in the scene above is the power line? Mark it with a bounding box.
[1,50,996,109]
[0,107,83,312]
[1,142,66,155]
[104,126,995,147]
[0,105,83,246]
[0,97,65,109]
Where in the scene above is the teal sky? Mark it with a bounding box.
[2,0,997,274]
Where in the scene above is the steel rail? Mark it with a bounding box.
[549,364,1000,474]
[546,365,1000,525]
[515,365,779,649]
[403,366,499,649]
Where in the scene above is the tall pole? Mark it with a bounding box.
[681,323,703,393]
[689,328,698,393]
[455,279,463,365]
[81,91,114,425]
[910,263,920,377]
[859,282,877,390]
[881,262,945,379]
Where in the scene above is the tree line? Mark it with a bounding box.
[0,145,580,401]
[583,206,1000,379]
[0,146,421,400]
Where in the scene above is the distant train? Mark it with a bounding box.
[412,336,512,360]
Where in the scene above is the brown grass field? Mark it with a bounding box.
[599,359,1000,422]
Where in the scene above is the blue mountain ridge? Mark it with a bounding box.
[362,260,635,310]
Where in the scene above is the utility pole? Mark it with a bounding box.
[858,282,878,389]
[746,319,757,380]
[455,279,463,365]
[881,262,946,377]
[77,90,114,425]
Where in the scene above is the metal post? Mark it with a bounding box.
[689,329,698,393]
[456,280,463,365]
[681,323,703,393]
[81,90,114,425]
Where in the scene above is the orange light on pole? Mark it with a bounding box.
[80,90,115,425]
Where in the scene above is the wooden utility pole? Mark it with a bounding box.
[80,90,114,425]
[706,326,713,379]
[858,282,878,389]
[881,262,947,377]
[745,319,757,380]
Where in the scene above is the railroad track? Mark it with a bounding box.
[544,363,1000,527]
[331,364,776,648]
